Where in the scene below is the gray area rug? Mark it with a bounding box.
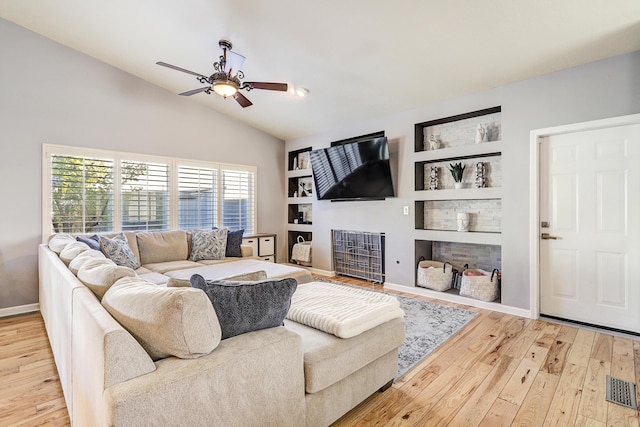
[393,293,478,379]
[312,277,479,380]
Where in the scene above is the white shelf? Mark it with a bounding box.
[287,197,314,204]
[286,168,313,178]
[415,229,501,245]
[288,223,313,232]
[414,141,503,163]
[415,187,502,200]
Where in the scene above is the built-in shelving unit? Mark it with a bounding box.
[286,147,314,264]
[414,106,503,304]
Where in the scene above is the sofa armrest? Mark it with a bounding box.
[104,327,306,427]
[72,287,156,426]
[240,244,253,257]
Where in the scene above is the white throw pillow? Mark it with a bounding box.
[68,249,107,275]
[47,234,76,254]
[77,258,136,299]
[59,241,92,265]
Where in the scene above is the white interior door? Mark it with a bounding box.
[539,124,640,333]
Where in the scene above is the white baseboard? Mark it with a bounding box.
[383,282,532,318]
[307,267,335,277]
[0,303,40,318]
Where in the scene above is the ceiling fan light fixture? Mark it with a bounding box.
[212,80,238,97]
[295,87,310,97]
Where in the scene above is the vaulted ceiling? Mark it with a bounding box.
[1,1,638,140]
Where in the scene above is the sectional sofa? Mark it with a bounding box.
[39,230,405,426]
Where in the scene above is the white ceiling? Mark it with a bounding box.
[1,1,639,140]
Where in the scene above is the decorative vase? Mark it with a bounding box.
[457,212,470,232]
[475,124,486,144]
[454,182,463,190]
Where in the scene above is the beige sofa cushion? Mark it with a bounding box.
[142,260,202,274]
[48,233,76,254]
[284,317,405,394]
[77,258,136,299]
[101,277,221,360]
[59,241,92,265]
[137,230,188,265]
[167,270,268,288]
[68,249,107,275]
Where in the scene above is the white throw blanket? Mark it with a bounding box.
[286,281,404,338]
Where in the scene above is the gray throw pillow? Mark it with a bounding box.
[190,274,297,339]
[189,228,228,261]
[77,234,101,251]
[225,229,244,257]
[99,233,141,270]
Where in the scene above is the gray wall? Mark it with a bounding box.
[286,51,640,310]
[0,19,285,310]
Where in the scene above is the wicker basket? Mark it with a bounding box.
[417,260,454,291]
[291,235,312,267]
[460,268,500,301]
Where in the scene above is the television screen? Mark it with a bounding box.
[309,137,394,201]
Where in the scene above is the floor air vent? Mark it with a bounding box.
[606,375,638,409]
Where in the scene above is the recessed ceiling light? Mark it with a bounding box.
[295,87,310,97]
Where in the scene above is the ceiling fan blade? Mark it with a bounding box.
[245,82,288,91]
[179,87,211,96]
[156,62,208,79]
[233,92,253,108]
[225,51,246,78]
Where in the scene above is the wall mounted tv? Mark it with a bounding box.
[309,136,395,201]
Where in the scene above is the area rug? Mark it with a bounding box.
[312,277,479,380]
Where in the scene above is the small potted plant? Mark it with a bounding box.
[448,162,465,189]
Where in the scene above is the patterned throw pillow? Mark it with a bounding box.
[189,228,228,261]
[99,233,141,270]
[225,229,244,257]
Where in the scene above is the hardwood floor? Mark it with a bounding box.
[330,275,639,427]
[0,276,638,426]
[0,312,69,426]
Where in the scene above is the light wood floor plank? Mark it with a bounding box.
[478,398,519,427]
[542,362,587,426]
[511,371,559,427]
[591,333,614,363]
[566,328,596,368]
[410,362,494,427]
[540,338,571,375]
[577,358,610,423]
[448,355,520,427]
[2,276,639,427]
[499,358,541,406]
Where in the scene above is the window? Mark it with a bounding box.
[121,160,170,231]
[178,165,218,229]
[221,168,255,232]
[43,145,256,237]
[50,154,114,233]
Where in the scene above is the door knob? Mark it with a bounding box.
[541,233,558,240]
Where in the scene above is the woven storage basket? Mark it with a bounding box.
[460,268,500,302]
[417,261,454,291]
[291,236,312,267]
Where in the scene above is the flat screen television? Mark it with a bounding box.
[309,137,394,201]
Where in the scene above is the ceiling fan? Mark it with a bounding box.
[157,39,288,108]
